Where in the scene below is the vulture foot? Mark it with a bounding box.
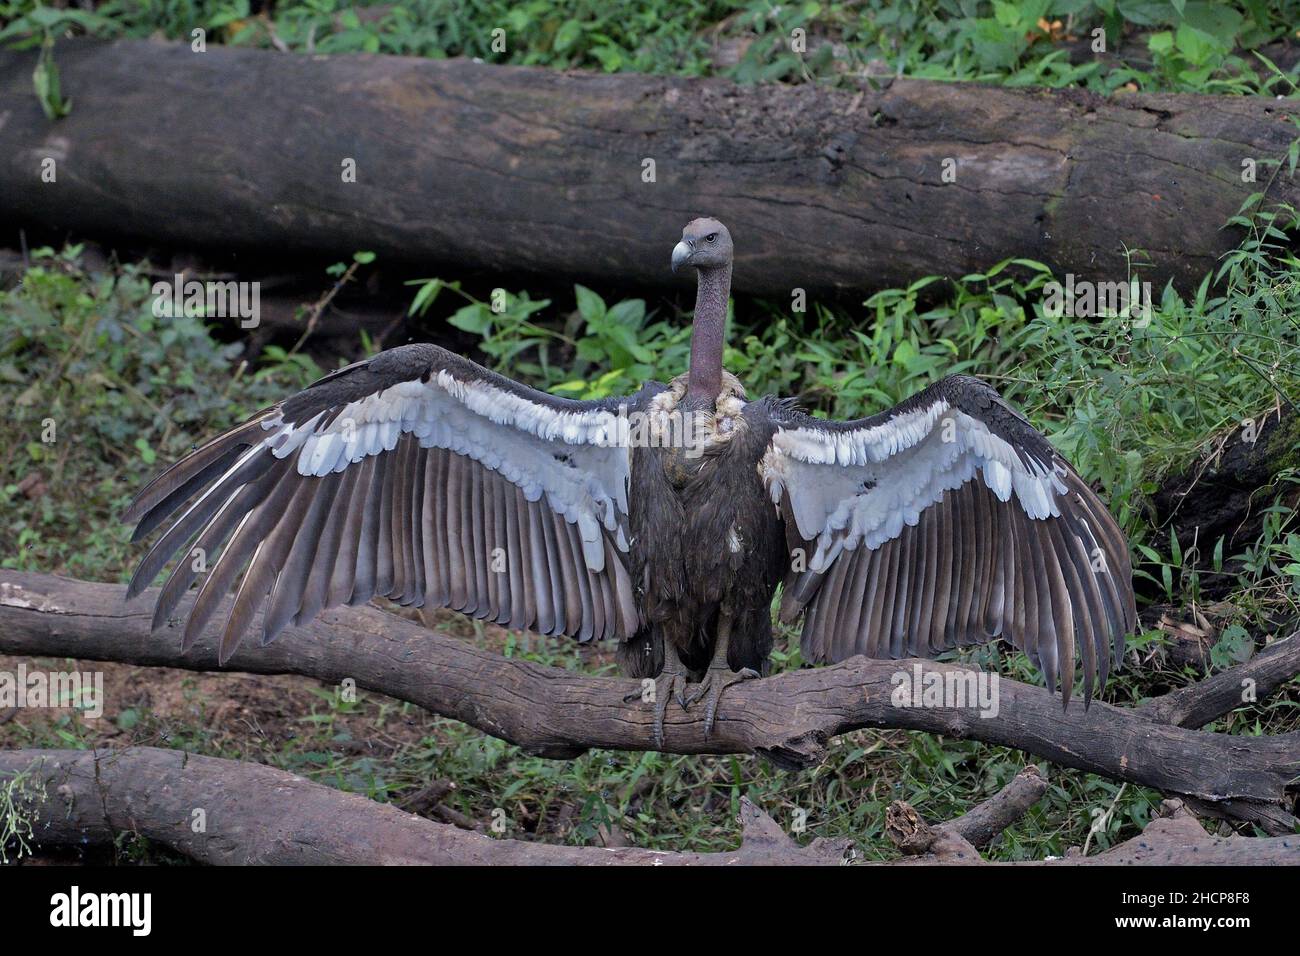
[644,653,691,750]
[685,665,760,738]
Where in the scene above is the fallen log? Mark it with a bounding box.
[1152,408,1300,583]
[3,747,1292,864]
[932,764,1050,850]
[0,746,850,864]
[2,40,1296,297]
[884,790,1300,865]
[1,571,1298,832]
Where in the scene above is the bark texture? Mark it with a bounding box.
[2,40,1296,296]
[3,747,1293,864]
[0,746,849,864]
[1151,409,1300,589]
[1,571,1297,833]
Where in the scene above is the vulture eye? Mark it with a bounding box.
[705,233,717,243]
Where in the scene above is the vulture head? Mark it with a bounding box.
[671,217,733,273]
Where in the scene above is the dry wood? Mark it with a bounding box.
[883,764,1055,858]
[2,40,1297,297]
[943,764,1050,848]
[1137,629,1300,728]
[886,794,1300,866]
[0,746,849,864]
[2,747,1293,864]
[1,571,1297,834]
[1151,410,1300,594]
[886,766,1048,855]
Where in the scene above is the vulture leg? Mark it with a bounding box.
[684,604,760,738]
[624,643,691,750]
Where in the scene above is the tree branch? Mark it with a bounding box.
[3,747,1293,865]
[1,572,1297,832]
[946,764,1050,848]
[1136,631,1300,728]
[885,765,1049,856]
[0,747,850,865]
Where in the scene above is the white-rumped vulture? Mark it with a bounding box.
[127,218,1136,745]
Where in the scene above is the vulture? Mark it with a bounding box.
[126,218,1136,746]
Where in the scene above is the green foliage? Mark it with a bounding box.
[30,33,70,118]
[0,0,116,49]
[3,1,1296,95]
[0,766,45,864]
[407,277,693,398]
[1,0,117,116]
[0,247,324,581]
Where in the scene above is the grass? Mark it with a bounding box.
[2,1,1299,100]
[0,765,45,864]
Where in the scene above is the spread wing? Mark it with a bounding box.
[759,375,1136,705]
[125,343,654,661]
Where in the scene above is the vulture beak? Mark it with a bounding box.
[671,240,692,274]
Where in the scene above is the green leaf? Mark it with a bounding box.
[891,339,918,367]
[1147,31,1174,56]
[1181,1,1243,42]
[407,278,443,317]
[1118,0,1176,27]
[134,437,156,466]
[574,284,606,322]
[550,380,589,395]
[554,19,583,53]
[606,298,646,329]
[448,303,492,335]
[1173,24,1220,67]
[590,45,623,72]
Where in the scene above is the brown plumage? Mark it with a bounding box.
[126,217,1136,747]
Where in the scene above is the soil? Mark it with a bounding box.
[0,602,617,768]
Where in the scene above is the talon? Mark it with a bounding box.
[703,690,721,737]
[691,665,760,738]
[650,664,688,750]
[642,608,760,747]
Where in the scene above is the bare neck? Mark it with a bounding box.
[685,263,731,406]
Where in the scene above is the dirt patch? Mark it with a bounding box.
[0,603,618,757]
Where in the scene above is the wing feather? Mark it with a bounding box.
[264,470,341,638]
[760,374,1136,704]
[126,343,646,661]
[298,460,361,625]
